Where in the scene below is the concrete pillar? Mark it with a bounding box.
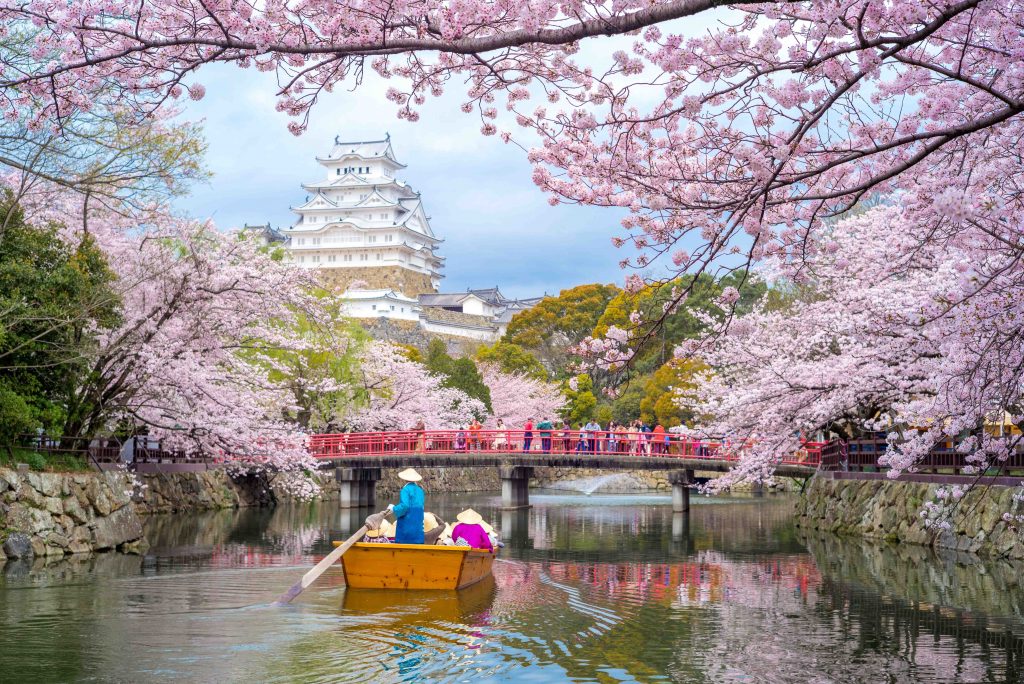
[671,511,690,543]
[669,469,694,513]
[499,465,534,509]
[338,507,365,535]
[501,508,532,547]
[336,467,381,509]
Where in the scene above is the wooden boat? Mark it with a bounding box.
[332,541,496,590]
[342,575,497,620]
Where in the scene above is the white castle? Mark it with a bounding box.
[285,135,444,294]
[246,135,542,341]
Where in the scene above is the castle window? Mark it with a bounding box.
[376,253,382,261]
[298,256,305,263]
[360,253,368,262]
[372,304,376,311]
[336,169,340,176]
[390,305,395,311]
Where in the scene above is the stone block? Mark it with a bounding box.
[2,533,33,559]
[0,469,18,491]
[92,487,113,517]
[63,496,89,525]
[44,532,69,551]
[35,473,62,498]
[91,506,144,551]
[15,482,45,509]
[67,540,93,555]
[43,497,63,516]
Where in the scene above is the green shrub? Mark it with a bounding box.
[21,451,46,471]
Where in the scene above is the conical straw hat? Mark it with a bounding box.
[423,512,440,532]
[456,508,483,525]
[398,468,422,482]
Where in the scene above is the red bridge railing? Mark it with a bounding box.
[309,430,825,467]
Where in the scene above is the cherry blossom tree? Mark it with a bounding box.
[480,363,565,428]
[11,180,332,496]
[346,341,485,430]
[689,203,1024,489]
[6,0,1024,483]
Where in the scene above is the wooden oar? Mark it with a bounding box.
[276,509,391,604]
[275,525,367,604]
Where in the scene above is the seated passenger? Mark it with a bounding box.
[423,512,447,545]
[451,509,494,552]
[362,518,395,543]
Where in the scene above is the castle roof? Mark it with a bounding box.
[342,288,420,304]
[241,222,288,244]
[316,134,405,168]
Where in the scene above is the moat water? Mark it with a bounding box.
[2,492,1023,682]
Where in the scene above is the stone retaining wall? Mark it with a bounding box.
[796,474,1024,559]
[377,467,500,498]
[0,468,146,561]
[134,471,273,514]
[532,467,671,492]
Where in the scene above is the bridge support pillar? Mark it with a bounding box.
[499,466,533,509]
[669,469,694,513]
[336,467,381,509]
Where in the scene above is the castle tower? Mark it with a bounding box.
[284,135,444,295]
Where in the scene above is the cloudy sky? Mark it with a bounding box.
[171,62,631,299]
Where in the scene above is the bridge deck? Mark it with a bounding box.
[317,451,815,478]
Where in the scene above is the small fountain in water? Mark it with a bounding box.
[546,473,636,495]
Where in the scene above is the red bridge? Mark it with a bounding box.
[310,429,826,510]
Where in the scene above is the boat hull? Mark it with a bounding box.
[335,542,496,590]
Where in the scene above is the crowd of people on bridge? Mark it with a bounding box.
[413,418,678,456]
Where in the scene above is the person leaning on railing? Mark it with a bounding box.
[493,418,507,451]
[538,417,554,454]
[652,424,666,454]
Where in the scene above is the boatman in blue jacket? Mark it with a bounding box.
[387,468,425,544]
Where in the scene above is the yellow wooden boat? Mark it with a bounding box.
[342,575,497,620]
[332,541,496,590]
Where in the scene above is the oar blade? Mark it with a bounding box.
[274,524,368,605]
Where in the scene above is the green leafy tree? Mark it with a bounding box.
[610,382,646,425]
[425,339,492,415]
[0,195,119,444]
[504,283,619,376]
[474,341,547,379]
[561,374,597,426]
[261,296,369,432]
[638,358,707,427]
[594,272,766,376]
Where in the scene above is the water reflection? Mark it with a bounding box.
[0,493,1022,682]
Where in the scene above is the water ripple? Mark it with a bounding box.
[3,497,1024,683]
